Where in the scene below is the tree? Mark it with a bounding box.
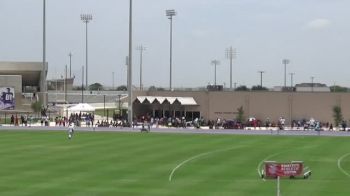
[31,101,42,117]
[147,86,165,91]
[89,83,104,91]
[330,85,348,92]
[148,86,157,91]
[116,85,127,91]
[333,105,343,127]
[251,85,268,91]
[236,106,245,123]
[235,85,249,91]
[73,86,86,90]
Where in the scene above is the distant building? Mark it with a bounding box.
[207,85,223,91]
[272,86,294,92]
[295,83,330,92]
[0,61,47,111]
[47,77,75,91]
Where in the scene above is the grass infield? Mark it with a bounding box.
[0,130,350,195]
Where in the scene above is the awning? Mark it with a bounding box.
[135,96,198,106]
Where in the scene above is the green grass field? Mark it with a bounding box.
[1,130,350,195]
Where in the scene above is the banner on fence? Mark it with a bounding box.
[0,87,15,110]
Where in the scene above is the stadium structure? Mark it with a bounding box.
[1,61,350,124]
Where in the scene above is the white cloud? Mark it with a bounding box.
[306,18,332,29]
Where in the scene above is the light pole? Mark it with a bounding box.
[225,47,236,90]
[311,76,314,92]
[118,94,122,116]
[112,72,115,90]
[289,73,295,88]
[81,66,84,103]
[103,95,106,117]
[282,59,290,88]
[68,52,72,78]
[81,14,92,89]
[258,71,265,88]
[127,0,133,125]
[211,60,220,86]
[42,0,47,106]
[166,9,176,90]
[65,65,67,103]
[136,45,146,90]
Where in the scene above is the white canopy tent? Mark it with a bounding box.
[68,103,95,112]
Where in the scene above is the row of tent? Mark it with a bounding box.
[135,96,197,106]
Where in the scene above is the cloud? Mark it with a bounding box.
[306,18,332,29]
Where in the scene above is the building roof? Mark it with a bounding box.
[0,61,47,86]
[135,96,198,105]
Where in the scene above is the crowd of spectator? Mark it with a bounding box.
[3,111,350,132]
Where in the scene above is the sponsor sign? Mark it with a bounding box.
[265,162,304,177]
[0,87,15,110]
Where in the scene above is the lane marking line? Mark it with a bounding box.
[337,153,350,178]
[256,153,280,181]
[169,146,245,182]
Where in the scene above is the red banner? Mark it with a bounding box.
[265,162,303,177]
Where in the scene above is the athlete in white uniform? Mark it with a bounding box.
[68,123,75,139]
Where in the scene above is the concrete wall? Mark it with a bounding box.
[0,75,22,93]
[0,61,47,87]
[134,90,350,124]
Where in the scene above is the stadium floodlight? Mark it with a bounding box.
[282,59,290,88]
[136,45,147,90]
[258,71,265,88]
[81,14,93,88]
[127,0,133,125]
[225,47,237,90]
[68,52,72,78]
[211,60,220,86]
[289,73,295,88]
[112,72,115,90]
[166,9,176,90]
[42,0,47,106]
[81,66,84,103]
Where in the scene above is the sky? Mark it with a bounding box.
[0,0,350,88]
